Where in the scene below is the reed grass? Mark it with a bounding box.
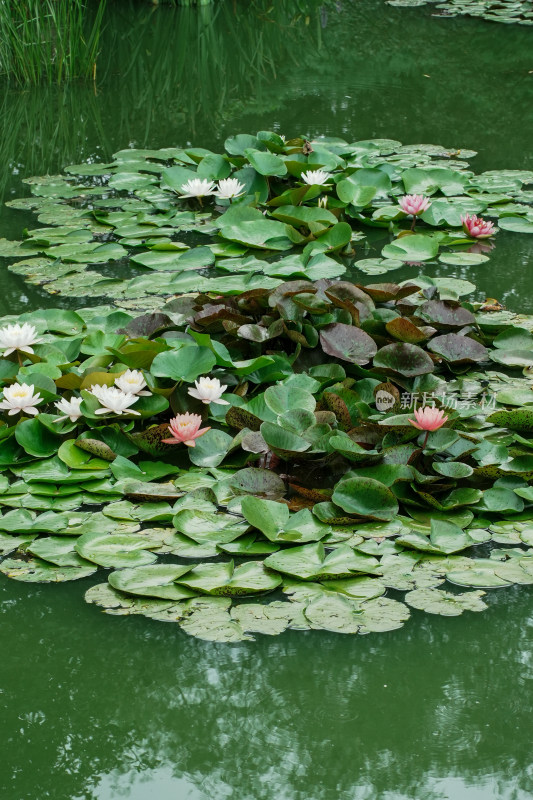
[0,0,107,84]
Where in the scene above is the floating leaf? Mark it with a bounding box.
[264,542,380,580]
[373,343,434,377]
[177,560,281,597]
[75,531,157,568]
[332,477,399,520]
[108,565,196,600]
[404,588,487,616]
[0,556,96,582]
[320,323,377,365]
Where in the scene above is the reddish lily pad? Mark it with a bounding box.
[418,300,475,329]
[373,343,435,377]
[428,333,489,364]
[320,323,378,365]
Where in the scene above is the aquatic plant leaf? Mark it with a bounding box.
[490,350,533,368]
[319,576,386,601]
[428,334,488,364]
[108,565,196,600]
[304,593,409,634]
[231,601,306,636]
[264,384,316,415]
[240,497,329,543]
[14,418,61,458]
[178,597,252,642]
[75,531,157,568]
[150,346,217,382]
[487,408,533,432]
[445,560,515,588]
[27,536,94,567]
[417,300,475,328]
[373,343,434,377]
[177,560,281,597]
[218,534,280,556]
[172,509,249,544]
[227,468,286,498]
[433,462,474,479]
[404,588,487,616]
[264,543,380,580]
[244,149,287,177]
[0,556,96,582]
[219,219,295,250]
[398,520,476,555]
[320,323,377,364]
[385,317,430,344]
[476,488,524,514]
[381,234,439,262]
[498,217,533,233]
[0,533,36,556]
[188,429,233,468]
[332,477,399,521]
[260,422,312,458]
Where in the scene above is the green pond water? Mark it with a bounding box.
[0,1,533,797]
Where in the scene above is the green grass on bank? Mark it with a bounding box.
[0,0,108,84]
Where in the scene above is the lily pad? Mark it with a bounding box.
[108,564,196,600]
[404,588,487,616]
[177,560,281,597]
[264,543,380,580]
[75,531,158,568]
[0,556,96,582]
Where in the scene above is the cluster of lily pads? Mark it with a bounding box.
[1,265,533,639]
[1,132,533,641]
[2,132,533,311]
[388,0,533,25]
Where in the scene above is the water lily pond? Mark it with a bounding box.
[1,1,533,799]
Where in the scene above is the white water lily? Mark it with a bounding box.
[114,369,151,396]
[0,322,41,357]
[187,376,230,405]
[0,383,42,416]
[89,385,140,416]
[317,196,328,209]
[54,396,83,423]
[178,178,216,198]
[215,178,246,200]
[301,169,332,186]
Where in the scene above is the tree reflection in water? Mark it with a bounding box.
[1,577,532,799]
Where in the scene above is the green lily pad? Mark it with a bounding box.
[75,531,158,568]
[0,556,96,582]
[108,565,196,600]
[27,536,94,567]
[172,509,249,544]
[177,560,281,597]
[381,234,439,262]
[264,543,380,580]
[332,477,399,521]
[404,588,487,615]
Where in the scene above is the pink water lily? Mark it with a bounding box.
[399,194,431,216]
[409,406,448,432]
[461,214,495,239]
[162,412,211,447]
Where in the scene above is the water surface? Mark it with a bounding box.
[0,3,532,798]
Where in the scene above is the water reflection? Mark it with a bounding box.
[0,0,532,312]
[1,577,533,800]
[1,0,531,182]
